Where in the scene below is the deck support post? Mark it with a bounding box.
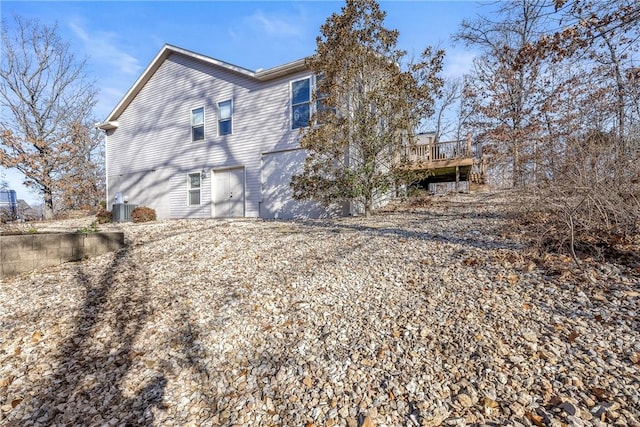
[455,166,460,192]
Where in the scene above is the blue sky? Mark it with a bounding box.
[1,0,493,205]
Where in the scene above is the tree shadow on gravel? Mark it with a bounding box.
[293,191,524,252]
[158,310,222,423]
[300,215,523,251]
[6,244,168,426]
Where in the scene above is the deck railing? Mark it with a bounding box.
[404,135,473,164]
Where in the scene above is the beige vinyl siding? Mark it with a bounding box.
[106,52,312,219]
[107,168,173,219]
[260,148,345,219]
[168,172,212,218]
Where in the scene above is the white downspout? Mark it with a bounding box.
[104,131,109,207]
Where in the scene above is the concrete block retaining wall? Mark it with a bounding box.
[0,232,125,279]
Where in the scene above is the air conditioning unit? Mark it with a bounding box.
[112,203,137,222]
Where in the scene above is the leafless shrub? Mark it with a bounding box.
[0,208,15,223]
[517,133,640,264]
[96,209,112,224]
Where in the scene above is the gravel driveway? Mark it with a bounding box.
[1,192,638,426]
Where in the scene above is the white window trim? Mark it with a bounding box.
[191,106,205,142]
[290,76,313,130]
[187,172,202,206]
[217,99,233,136]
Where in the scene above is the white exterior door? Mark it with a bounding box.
[213,168,245,217]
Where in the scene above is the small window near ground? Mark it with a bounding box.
[188,173,201,205]
[218,100,232,136]
[191,107,204,141]
[291,78,311,129]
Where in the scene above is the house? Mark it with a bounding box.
[0,189,18,221]
[97,44,347,220]
[0,190,37,222]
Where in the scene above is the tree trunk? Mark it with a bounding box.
[601,33,625,147]
[43,188,54,219]
[512,144,521,188]
[363,191,372,217]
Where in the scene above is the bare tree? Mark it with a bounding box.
[427,77,462,142]
[0,15,101,218]
[514,0,640,259]
[55,122,105,210]
[456,0,553,188]
[526,0,640,151]
[291,0,443,216]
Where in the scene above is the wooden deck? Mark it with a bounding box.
[404,157,473,171]
[398,134,485,188]
[401,135,473,171]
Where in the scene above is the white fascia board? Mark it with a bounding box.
[102,45,173,123]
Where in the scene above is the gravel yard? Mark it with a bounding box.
[1,192,639,426]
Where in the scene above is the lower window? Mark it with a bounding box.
[188,173,201,205]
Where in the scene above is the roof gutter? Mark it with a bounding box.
[256,58,309,80]
[96,121,119,130]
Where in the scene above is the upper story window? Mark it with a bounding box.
[291,78,311,129]
[191,107,204,141]
[188,172,201,205]
[218,100,232,136]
